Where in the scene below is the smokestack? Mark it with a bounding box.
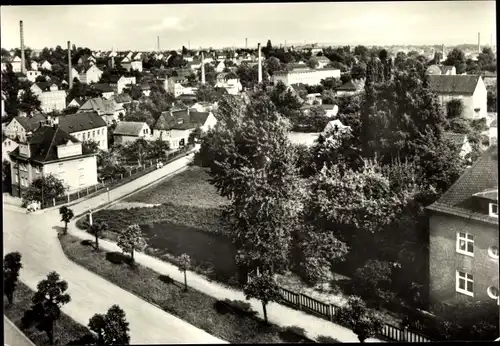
[157,36,160,51]
[245,38,248,49]
[441,44,445,63]
[478,32,481,53]
[20,21,26,74]
[257,43,262,84]
[68,41,73,89]
[201,51,206,85]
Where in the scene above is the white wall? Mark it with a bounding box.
[70,126,108,151]
[43,155,98,192]
[39,91,67,113]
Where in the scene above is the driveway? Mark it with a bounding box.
[3,151,225,344]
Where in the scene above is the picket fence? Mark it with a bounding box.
[41,146,193,209]
[277,286,433,343]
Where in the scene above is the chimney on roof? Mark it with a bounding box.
[20,21,27,74]
[257,43,262,84]
[68,41,73,90]
[478,32,481,53]
[201,51,206,85]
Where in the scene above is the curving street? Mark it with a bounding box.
[3,151,226,344]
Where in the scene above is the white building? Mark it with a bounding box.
[113,121,151,145]
[271,67,341,86]
[30,82,67,113]
[215,72,242,95]
[26,70,42,83]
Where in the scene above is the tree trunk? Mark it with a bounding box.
[6,290,13,305]
[131,249,134,262]
[262,301,268,324]
[358,336,366,343]
[183,271,188,292]
[95,234,99,250]
[46,325,54,345]
[64,221,68,235]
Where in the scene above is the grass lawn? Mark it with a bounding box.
[58,233,322,344]
[4,282,93,346]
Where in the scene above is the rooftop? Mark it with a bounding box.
[114,121,148,136]
[428,75,481,96]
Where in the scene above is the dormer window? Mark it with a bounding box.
[490,203,498,217]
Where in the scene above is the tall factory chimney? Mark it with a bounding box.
[245,38,248,49]
[478,32,481,53]
[201,51,206,85]
[20,21,26,74]
[441,44,445,62]
[67,41,73,89]
[157,36,160,51]
[257,43,262,84]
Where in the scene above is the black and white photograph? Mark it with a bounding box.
[0,1,498,344]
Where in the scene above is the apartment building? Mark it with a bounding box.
[4,114,47,142]
[9,123,98,197]
[30,82,67,113]
[427,145,498,314]
[56,112,108,151]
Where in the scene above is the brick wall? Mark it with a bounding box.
[429,212,499,310]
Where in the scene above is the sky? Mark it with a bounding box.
[0,2,496,51]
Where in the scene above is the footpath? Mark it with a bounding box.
[68,222,383,343]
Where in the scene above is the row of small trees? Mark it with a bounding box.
[3,252,130,345]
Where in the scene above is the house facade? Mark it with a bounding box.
[427,146,498,314]
[215,72,242,95]
[78,65,103,84]
[56,112,108,151]
[78,97,124,126]
[9,124,98,197]
[113,121,151,145]
[429,75,488,120]
[272,67,341,86]
[10,56,22,73]
[109,76,137,95]
[2,138,19,163]
[40,60,52,71]
[26,70,42,83]
[4,114,47,143]
[30,82,67,113]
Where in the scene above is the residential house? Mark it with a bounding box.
[302,104,339,118]
[272,67,341,86]
[109,75,136,95]
[9,124,98,197]
[2,138,19,163]
[30,82,67,113]
[132,52,142,61]
[77,65,103,84]
[323,119,351,134]
[112,93,133,109]
[39,60,52,71]
[57,111,108,151]
[10,56,22,73]
[316,56,331,69]
[336,79,365,96]
[166,76,194,97]
[120,56,143,72]
[66,96,87,109]
[305,93,322,105]
[68,67,80,83]
[113,121,151,145]
[190,101,215,113]
[4,114,47,142]
[427,145,498,314]
[125,51,134,60]
[428,75,488,120]
[444,132,473,159]
[26,70,42,83]
[215,72,242,95]
[78,97,124,125]
[426,65,443,76]
[30,61,39,71]
[92,83,115,99]
[483,72,497,87]
[140,84,151,97]
[77,54,96,66]
[151,109,217,149]
[215,60,226,73]
[482,118,498,147]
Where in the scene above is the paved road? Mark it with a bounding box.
[3,316,35,346]
[3,150,225,344]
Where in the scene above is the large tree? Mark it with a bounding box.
[3,252,22,305]
[22,174,66,206]
[117,224,147,263]
[444,48,467,74]
[21,272,71,345]
[1,64,20,121]
[244,272,282,324]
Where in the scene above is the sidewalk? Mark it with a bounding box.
[67,223,383,343]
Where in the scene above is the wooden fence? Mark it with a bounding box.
[40,146,193,209]
[277,286,433,343]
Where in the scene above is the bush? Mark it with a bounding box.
[213,299,257,318]
[352,259,393,304]
[105,251,134,266]
[279,326,310,343]
[80,239,94,247]
[317,335,341,343]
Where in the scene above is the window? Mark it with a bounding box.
[490,203,498,217]
[93,130,95,137]
[456,271,474,296]
[97,129,100,135]
[488,246,499,259]
[488,286,499,299]
[83,133,86,140]
[456,232,474,256]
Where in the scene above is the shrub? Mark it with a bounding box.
[279,326,310,343]
[317,335,341,343]
[80,239,94,247]
[105,251,134,266]
[213,299,257,318]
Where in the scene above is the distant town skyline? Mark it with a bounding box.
[0,2,496,51]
